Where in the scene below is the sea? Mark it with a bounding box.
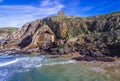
[0,52,119,81]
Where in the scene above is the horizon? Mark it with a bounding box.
[0,0,120,27]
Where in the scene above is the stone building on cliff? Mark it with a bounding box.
[58,11,65,17]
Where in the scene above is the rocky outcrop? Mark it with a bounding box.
[20,24,55,49]
[11,14,119,46]
[72,56,115,62]
[67,29,120,57]
[1,11,120,59]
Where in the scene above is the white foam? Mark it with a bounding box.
[0,55,75,68]
[45,60,75,65]
[37,60,75,67]
[17,56,46,68]
[91,67,105,73]
[0,59,18,67]
[0,55,76,81]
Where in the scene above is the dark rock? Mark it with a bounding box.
[58,49,65,54]
[64,49,70,54]
[90,50,105,57]
[47,48,58,55]
[95,57,115,62]
[72,56,94,61]
[18,35,32,48]
[8,51,31,55]
[49,56,60,58]
[72,56,115,62]
[26,47,40,53]
[105,42,120,57]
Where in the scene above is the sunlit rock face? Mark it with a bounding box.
[2,11,120,54]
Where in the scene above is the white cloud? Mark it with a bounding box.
[41,0,51,7]
[40,0,61,7]
[0,0,64,27]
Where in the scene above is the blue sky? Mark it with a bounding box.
[0,0,120,27]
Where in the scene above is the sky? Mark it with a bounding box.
[0,0,120,27]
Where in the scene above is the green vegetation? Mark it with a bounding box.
[0,27,18,35]
[110,11,120,15]
[0,27,18,31]
[58,44,66,49]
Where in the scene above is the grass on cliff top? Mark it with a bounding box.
[0,27,18,34]
[0,27,18,31]
[50,16,79,21]
[109,11,120,15]
[96,11,120,16]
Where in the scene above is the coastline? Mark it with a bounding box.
[78,59,120,80]
[0,50,120,81]
[29,54,120,80]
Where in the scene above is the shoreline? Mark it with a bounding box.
[0,50,120,80]
[77,59,120,80]
[1,50,118,62]
[43,53,120,80]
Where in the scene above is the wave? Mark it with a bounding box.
[0,55,75,68]
[37,60,75,67]
[0,59,18,67]
[0,55,75,81]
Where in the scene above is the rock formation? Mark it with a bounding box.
[1,11,120,58]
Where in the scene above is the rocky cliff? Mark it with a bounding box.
[2,11,120,57]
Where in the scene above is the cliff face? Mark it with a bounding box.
[44,15,120,38]
[1,11,118,57]
[10,12,120,48]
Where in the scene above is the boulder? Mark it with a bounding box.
[58,49,65,54]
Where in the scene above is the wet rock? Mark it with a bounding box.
[72,56,94,61]
[95,57,115,62]
[58,49,65,54]
[72,56,115,62]
[47,48,58,55]
[8,51,31,55]
[64,48,70,54]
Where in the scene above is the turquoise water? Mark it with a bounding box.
[0,53,119,81]
[10,64,114,81]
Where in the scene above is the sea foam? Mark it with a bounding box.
[37,60,75,67]
[0,59,18,67]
